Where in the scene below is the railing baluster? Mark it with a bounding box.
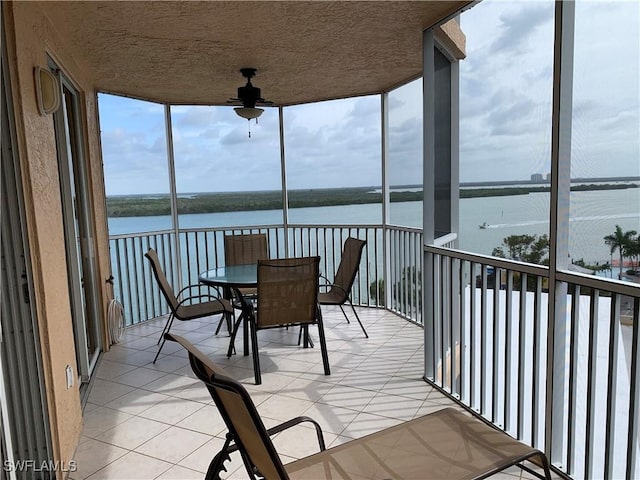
[492,266,501,424]
[604,293,620,479]
[137,235,147,322]
[567,283,580,475]
[518,272,527,440]
[124,237,134,324]
[532,275,542,448]
[459,259,467,403]
[480,264,488,416]
[469,261,476,411]
[504,269,513,433]
[585,288,600,479]
[449,256,457,397]
[627,298,640,480]
[114,239,126,325]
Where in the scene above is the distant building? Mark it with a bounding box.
[545,173,552,181]
[531,173,544,182]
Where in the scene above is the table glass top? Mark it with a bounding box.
[199,264,257,286]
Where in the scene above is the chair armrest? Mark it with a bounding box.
[207,416,326,479]
[175,294,223,309]
[174,284,231,311]
[318,274,337,293]
[176,283,223,300]
[319,282,349,297]
[266,416,326,452]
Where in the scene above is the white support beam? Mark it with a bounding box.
[546,0,575,468]
[164,105,182,288]
[424,28,436,379]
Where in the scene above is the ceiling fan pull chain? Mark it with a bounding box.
[248,120,251,138]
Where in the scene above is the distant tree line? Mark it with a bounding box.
[106,183,639,217]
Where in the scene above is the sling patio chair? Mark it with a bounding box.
[219,233,270,334]
[144,248,233,363]
[318,237,368,337]
[227,256,330,385]
[224,233,269,268]
[165,332,553,480]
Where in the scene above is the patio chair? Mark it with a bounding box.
[165,332,553,480]
[319,237,368,337]
[220,233,269,333]
[224,233,269,267]
[144,248,233,363]
[228,256,330,385]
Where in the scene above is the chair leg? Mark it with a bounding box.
[157,314,175,345]
[348,299,368,338]
[297,327,314,348]
[154,316,175,363]
[226,314,243,358]
[215,311,233,336]
[338,305,351,324]
[249,318,261,385]
[316,310,331,376]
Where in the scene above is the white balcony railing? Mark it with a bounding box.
[108,224,424,327]
[424,244,640,480]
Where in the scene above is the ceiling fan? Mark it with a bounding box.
[228,68,273,121]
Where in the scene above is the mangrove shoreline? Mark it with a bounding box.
[106,183,639,217]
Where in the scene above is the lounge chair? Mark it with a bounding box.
[165,332,552,480]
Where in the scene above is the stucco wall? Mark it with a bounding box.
[4,1,112,472]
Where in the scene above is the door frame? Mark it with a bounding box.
[50,59,102,389]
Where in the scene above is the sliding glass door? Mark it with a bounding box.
[51,62,102,391]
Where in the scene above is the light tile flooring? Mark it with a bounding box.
[73,307,549,480]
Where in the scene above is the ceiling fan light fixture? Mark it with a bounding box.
[234,106,264,120]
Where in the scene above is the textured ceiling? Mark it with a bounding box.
[38,1,474,106]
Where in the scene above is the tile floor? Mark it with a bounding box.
[72,306,549,479]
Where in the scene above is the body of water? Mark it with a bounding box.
[108,188,640,266]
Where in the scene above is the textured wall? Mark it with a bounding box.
[4,0,112,470]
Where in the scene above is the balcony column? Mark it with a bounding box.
[546,0,575,467]
[278,106,290,258]
[381,92,392,308]
[423,28,436,379]
[164,104,183,287]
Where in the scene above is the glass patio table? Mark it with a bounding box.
[199,264,257,357]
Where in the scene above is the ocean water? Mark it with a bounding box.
[108,187,640,265]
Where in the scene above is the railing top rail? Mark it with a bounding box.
[425,244,549,277]
[109,228,175,240]
[175,223,385,234]
[557,269,640,296]
[386,224,424,234]
[432,232,458,247]
[287,223,383,230]
[177,225,283,234]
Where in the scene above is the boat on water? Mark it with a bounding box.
[479,222,489,229]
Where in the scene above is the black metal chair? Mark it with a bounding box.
[218,233,269,334]
[144,248,233,363]
[319,237,368,337]
[228,256,330,385]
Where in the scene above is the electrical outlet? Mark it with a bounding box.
[65,365,74,389]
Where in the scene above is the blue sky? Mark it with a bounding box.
[99,0,639,196]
